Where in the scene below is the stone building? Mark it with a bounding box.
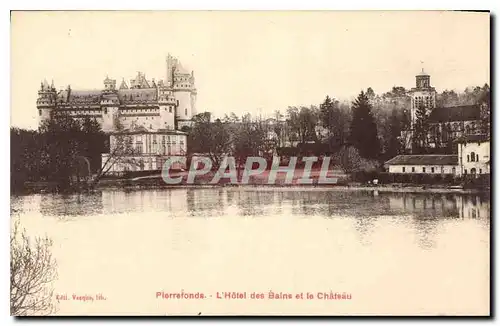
[36,54,197,132]
[402,69,482,152]
[37,54,197,174]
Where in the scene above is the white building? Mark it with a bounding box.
[385,134,490,178]
[456,135,490,176]
[101,127,187,174]
[384,155,458,175]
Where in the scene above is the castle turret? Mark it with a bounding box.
[101,76,120,132]
[166,54,197,129]
[103,75,116,92]
[36,79,57,127]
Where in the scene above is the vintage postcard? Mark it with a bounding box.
[10,10,490,316]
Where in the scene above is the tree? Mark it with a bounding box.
[273,110,285,148]
[334,146,363,174]
[478,84,491,135]
[286,106,319,145]
[38,113,85,189]
[11,128,44,191]
[10,221,57,316]
[188,112,232,169]
[92,115,140,183]
[233,113,267,169]
[79,117,107,173]
[348,91,380,159]
[319,95,348,152]
[384,109,403,159]
[412,103,430,153]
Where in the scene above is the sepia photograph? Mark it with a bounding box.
[9,10,490,316]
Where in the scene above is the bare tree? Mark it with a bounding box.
[10,221,57,316]
[333,146,363,174]
[92,116,141,184]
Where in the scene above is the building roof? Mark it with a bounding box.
[428,105,480,123]
[385,155,458,166]
[119,79,129,89]
[112,128,187,135]
[67,90,102,104]
[117,88,157,103]
[417,68,429,77]
[454,134,490,144]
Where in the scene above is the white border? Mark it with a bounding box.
[2,1,497,325]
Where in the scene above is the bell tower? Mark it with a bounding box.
[410,68,436,128]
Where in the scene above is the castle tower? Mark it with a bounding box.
[410,68,436,128]
[157,80,177,130]
[36,79,57,127]
[103,75,116,92]
[101,76,120,132]
[166,54,197,129]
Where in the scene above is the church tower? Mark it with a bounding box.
[410,68,436,128]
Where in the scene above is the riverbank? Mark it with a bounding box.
[93,182,488,195]
[16,169,490,195]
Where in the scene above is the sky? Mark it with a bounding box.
[11,11,490,130]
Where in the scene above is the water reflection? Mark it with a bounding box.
[11,188,490,251]
[11,188,490,222]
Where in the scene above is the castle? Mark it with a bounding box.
[37,54,197,173]
[36,54,197,132]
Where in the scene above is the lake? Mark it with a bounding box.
[10,187,490,316]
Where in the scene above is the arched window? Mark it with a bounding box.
[470,152,476,162]
[467,154,470,162]
[476,153,479,162]
[452,167,456,175]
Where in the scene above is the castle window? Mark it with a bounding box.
[467,154,470,162]
[431,167,435,173]
[422,167,426,173]
[470,152,476,162]
[38,110,42,116]
[169,107,172,113]
[479,168,482,174]
[452,167,456,174]
[476,154,479,162]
